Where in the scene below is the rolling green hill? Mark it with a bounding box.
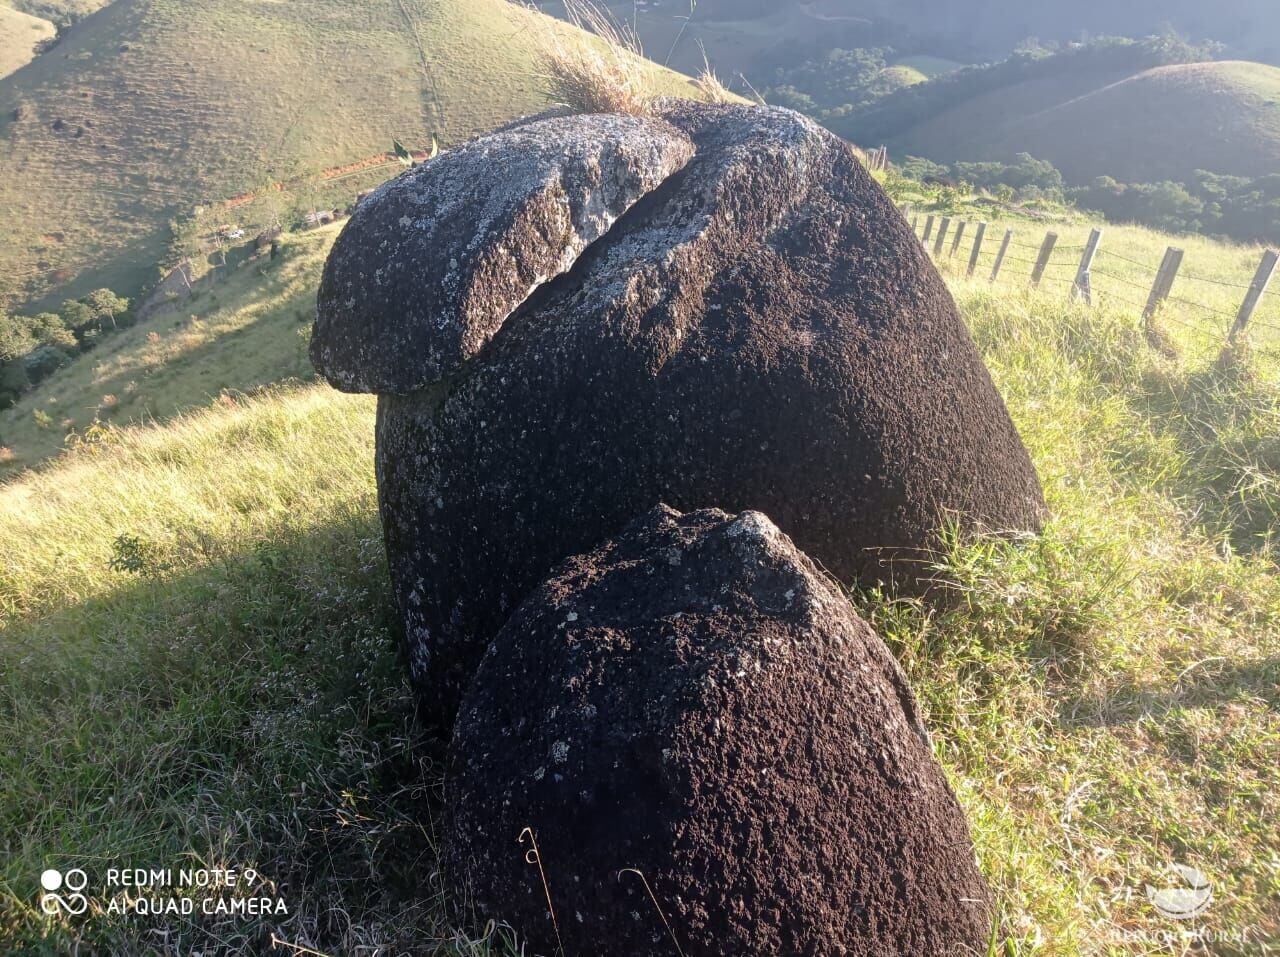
[0,0,698,310]
[886,60,1280,184]
[603,0,1280,64]
[0,3,54,78]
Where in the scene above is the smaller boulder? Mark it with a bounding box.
[444,505,993,957]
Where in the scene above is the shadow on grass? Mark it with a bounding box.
[0,513,465,955]
[1119,356,1279,561]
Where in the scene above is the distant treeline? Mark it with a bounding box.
[900,154,1280,245]
[0,290,130,412]
[766,47,920,121]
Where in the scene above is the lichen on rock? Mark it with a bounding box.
[311,113,695,393]
[443,505,994,956]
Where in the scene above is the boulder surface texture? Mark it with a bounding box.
[311,102,1046,725]
[444,505,995,957]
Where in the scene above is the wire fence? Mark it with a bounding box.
[903,206,1280,365]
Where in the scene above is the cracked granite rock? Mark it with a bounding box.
[311,103,1046,727]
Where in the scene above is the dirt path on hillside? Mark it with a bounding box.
[220,148,431,210]
[796,2,870,24]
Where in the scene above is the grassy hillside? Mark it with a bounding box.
[543,0,885,81]
[0,0,699,310]
[0,224,337,476]
[890,60,1280,184]
[2,232,1278,951]
[0,2,53,78]
[7,0,112,27]
[636,0,1280,63]
[892,53,962,78]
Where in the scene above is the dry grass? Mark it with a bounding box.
[693,41,735,105]
[535,0,656,115]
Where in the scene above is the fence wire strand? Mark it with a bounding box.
[1179,269,1256,290]
[1166,295,1233,319]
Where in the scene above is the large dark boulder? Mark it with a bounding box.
[311,102,1045,724]
[444,505,994,957]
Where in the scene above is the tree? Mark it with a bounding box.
[167,214,201,289]
[58,299,95,338]
[0,318,33,410]
[25,312,71,345]
[84,289,130,331]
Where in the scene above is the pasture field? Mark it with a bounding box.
[1,189,1277,952]
[892,53,965,78]
[0,3,54,79]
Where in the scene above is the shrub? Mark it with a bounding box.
[23,344,71,385]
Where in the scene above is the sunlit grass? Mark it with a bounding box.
[0,201,1278,953]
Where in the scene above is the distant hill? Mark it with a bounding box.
[605,0,1280,64]
[878,60,1280,184]
[0,3,54,78]
[0,0,113,79]
[0,0,698,310]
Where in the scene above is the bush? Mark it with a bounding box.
[1071,172,1280,243]
[23,344,71,385]
[764,47,917,118]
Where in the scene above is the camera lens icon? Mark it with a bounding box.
[39,868,89,915]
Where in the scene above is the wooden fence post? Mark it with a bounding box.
[911,212,920,233]
[949,221,967,258]
[1031,232,1058,287]
[991,229,1013,282]
[968,222,987,278]
[923,215,936,243]
[1144,246,1184,320]
[1228,249,1279,343]
[1071,228,1104,303]
[933,217,951,257]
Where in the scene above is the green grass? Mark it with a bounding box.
[892,54,965,79]
[0,2,54,79]
[0,0,701,311]
[881,63,928,87]
[888,179,1280,371]
[1,195,1279,953]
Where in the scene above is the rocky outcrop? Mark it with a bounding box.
[311,102,1046,725]
[312,113,695,392]
[443,505,994,956]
